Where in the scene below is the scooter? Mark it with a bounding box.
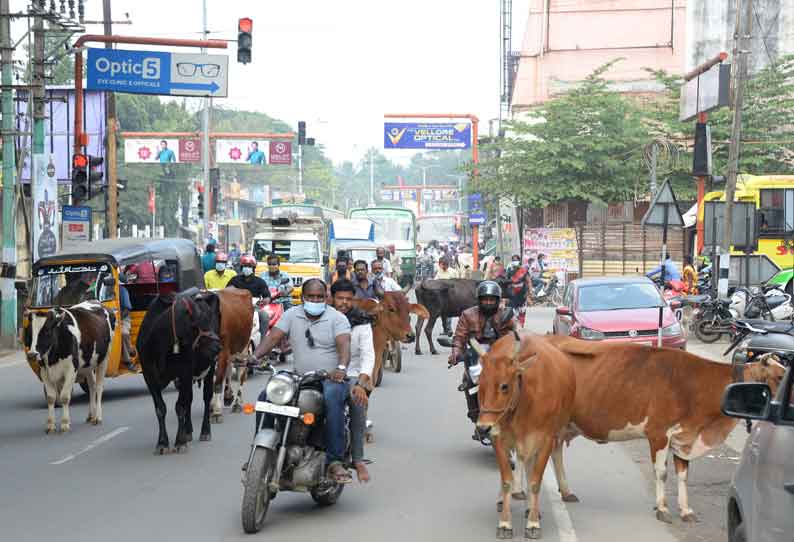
[240,367,351,533]
[729,286,793,320]
[532,274,562,306]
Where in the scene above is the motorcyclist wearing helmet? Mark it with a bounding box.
[448,281,515,444]
[204,251,237,289]
[228,255,272,341]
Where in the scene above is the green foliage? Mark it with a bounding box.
[471,61,651,208]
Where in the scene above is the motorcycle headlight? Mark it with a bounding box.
[265,374,297,405]
[662,322,682,337]
[578,327,605,340]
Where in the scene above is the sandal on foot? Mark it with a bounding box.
[327,463,352,484]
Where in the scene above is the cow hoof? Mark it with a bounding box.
[45,425,56,434]
[681,512,698,523]
[524,527,542,539]
[655,509,673,524]
[512,491,527,500]
[414,350,422,356]
[59,422,70,433]
[154,445,170,455]
[561,493,580,503]
[173,444,189,454]
[231,403,242,414]
[223,395,233,408]
[199,433,211,442]
[210,413,223,424]
[86,416,95,424]
[185,433,193,442]
[496,527,513,539]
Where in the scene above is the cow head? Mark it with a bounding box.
[370,291,428,343]
[28,309,71,363]
[183,291,223,365]
[744,353,788,396]
[477,332,538,433]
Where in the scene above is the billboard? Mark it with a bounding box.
[384,122,471,149]
[124,138,179,163]
[62,205,92,243]
[269,141,292,165]
[33,154,59,261]
[179,138,201,162]
[216,139,270,165]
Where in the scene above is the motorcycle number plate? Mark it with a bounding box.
[255,402,300,417]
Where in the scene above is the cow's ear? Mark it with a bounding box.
[408,303,429,319]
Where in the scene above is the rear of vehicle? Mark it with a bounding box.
[351,207,417,282]
[553,277,686,349]
[252,227,324,305]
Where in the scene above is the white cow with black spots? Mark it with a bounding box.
[26,301,116,433]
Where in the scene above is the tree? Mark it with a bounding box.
[472,62,650,208]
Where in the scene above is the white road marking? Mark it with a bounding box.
[542,472,578,542]
[50,426,129,465]
[0,359,25,369]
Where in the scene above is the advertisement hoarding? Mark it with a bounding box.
[62,205,92,243]
[384,122,472,149]
[269,141,292,165]
[215,139,270,165]
[33,154,59,261]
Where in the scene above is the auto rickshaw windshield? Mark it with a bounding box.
[30,263,115,307]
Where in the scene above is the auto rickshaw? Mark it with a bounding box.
[23,238,204,391]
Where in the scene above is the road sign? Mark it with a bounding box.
[468,193,486,225]
[86,48,228,98]
[384,122,471,150]
[679,63,730,122]
[641,179,684,228]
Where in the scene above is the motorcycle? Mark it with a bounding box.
[532,273,562,306]
[691,296,736,343]
[729,286,793,321]
[726,319,794,367]
[415,255,435,284]
[241,367,351,533]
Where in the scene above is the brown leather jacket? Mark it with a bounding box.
[450,306,515,361]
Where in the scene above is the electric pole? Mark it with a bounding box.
[104,0,118,238]
[201,0,210,240]
[720,0,753,297]
[0,0,16,348]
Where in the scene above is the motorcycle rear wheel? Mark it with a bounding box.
[311,481,344,506]
[694,320,721,343]
[241,448,276,534]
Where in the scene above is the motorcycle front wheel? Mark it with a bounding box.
[241,448,276,534]
[694,319,721,343]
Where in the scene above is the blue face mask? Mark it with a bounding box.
[303,301,326,316]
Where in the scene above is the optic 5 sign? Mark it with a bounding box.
[86,48,228,98]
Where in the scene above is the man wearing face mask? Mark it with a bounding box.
[371,259,400,295]
[253,278,353,484]
[228,255,271,341]
[330,255,351,285]
[204,252,237,289]
[448,281,514,444]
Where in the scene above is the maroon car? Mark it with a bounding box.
[552,276,686,349]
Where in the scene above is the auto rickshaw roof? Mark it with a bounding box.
[33,238,201,271]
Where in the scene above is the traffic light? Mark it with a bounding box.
[209,168,220,217]
[237,18,252,64]
[71,153,89,203]
[298,121,306,145]
[197,183,205,219]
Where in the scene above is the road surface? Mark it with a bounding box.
[0,307,737,541]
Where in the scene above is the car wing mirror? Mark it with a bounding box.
[721,383,773,420]
[556,306,572,316]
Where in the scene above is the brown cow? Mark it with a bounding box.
[209,287,254,422]
[354,291,428,387]
[545,337,787,523]
[477,332,577,540]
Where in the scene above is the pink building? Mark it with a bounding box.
[511,0,687,112]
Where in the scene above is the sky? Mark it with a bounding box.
[10,0,532,165]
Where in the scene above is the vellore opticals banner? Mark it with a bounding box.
[383,122,471,149]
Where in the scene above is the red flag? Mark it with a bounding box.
[148,186,156,213]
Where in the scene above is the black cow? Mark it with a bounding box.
[136,289,223,454]
[26,301,116,433]
[414,279,480,355]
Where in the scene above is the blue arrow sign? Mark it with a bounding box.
[86,48,228,98]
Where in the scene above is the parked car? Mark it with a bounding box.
[722,364,794,542]
[552,276,686,349]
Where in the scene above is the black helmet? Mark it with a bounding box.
[477,280,502,299]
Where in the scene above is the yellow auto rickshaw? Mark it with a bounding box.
[23,238,204,390]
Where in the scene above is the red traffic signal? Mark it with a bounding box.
[238,17,252,33]
[73,153,88,169]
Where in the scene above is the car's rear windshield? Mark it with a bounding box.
[577,282,662,312]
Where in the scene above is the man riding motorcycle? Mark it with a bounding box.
[448,281,515,444]
[260,254,294,309]
[252,278,353,484]
[227,255,271,342]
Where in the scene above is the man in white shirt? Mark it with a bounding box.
[371,259,401,293]
[435,256,460,279]
[330,279,374,483]
[375,246,393,277]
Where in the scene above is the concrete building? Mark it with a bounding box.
[687,0,794,74]
[510,0,687,112]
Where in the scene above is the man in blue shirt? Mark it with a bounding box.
[246,141,265,164]
[260,255,293,309]
[201,244,217,273]
[646,253,682,283]
[156,140,176,163]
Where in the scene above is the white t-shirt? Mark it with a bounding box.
[347,323,375,379]
[377,257,392,275]
[375,275,402,292]
[436,267,460,279]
